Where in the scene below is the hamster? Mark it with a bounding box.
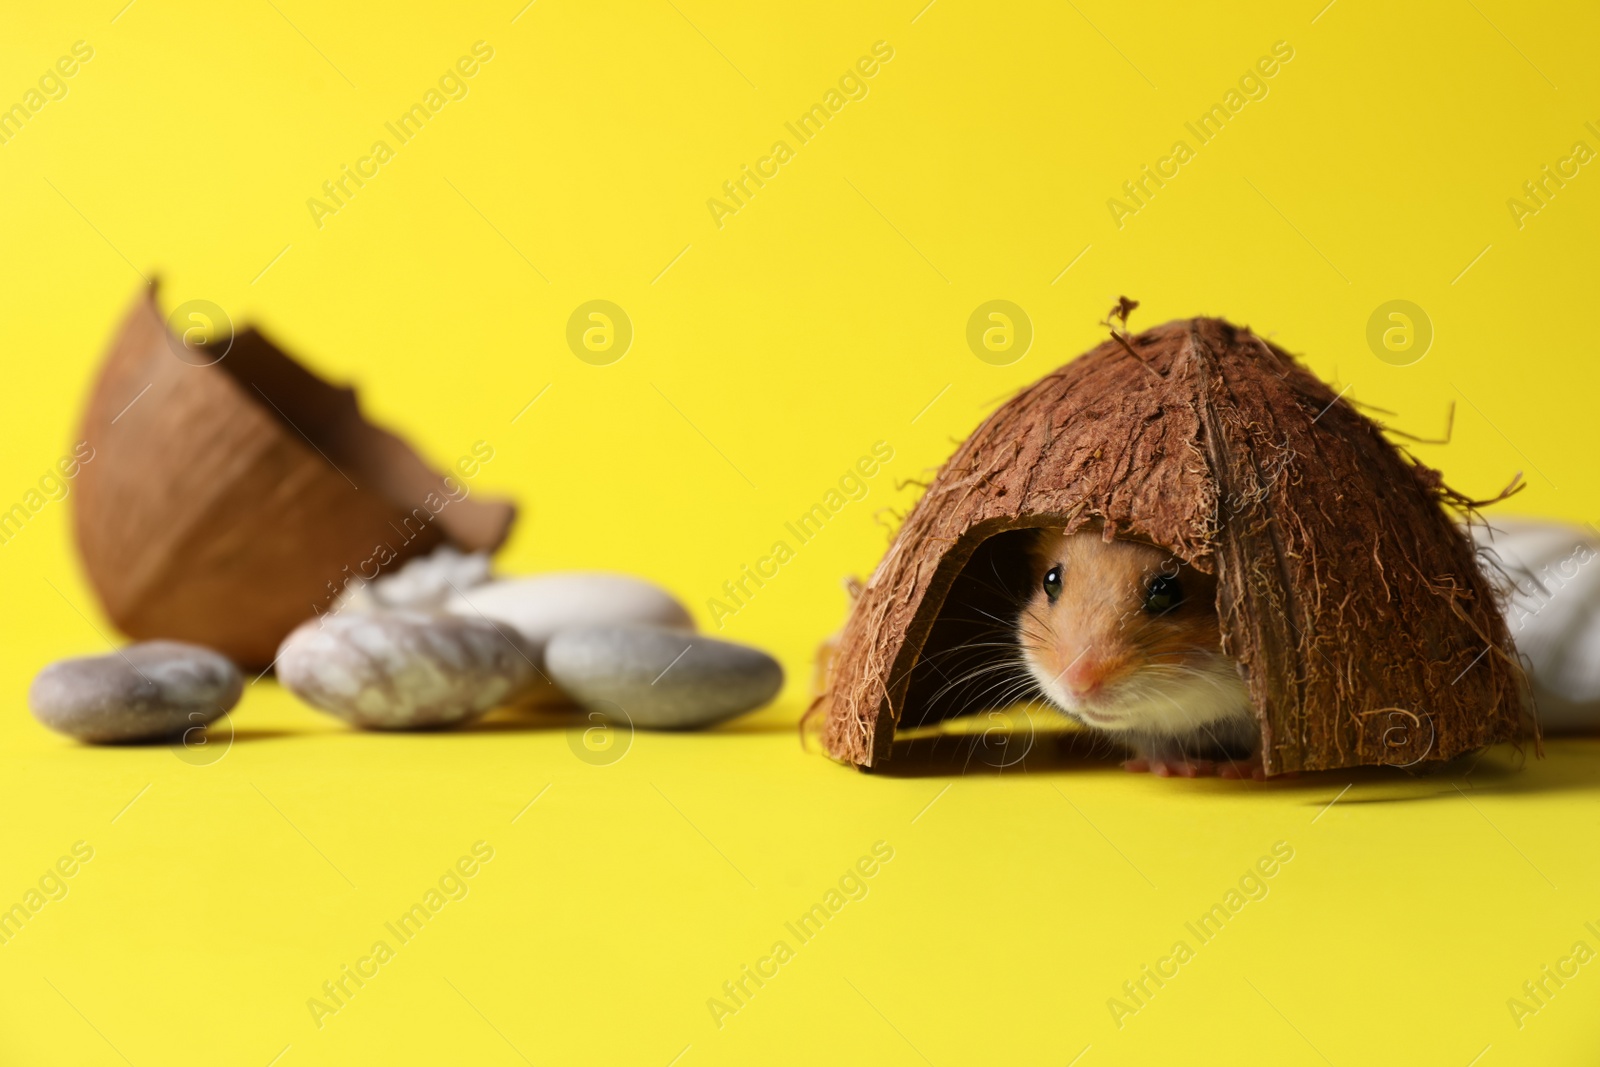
[1016,527,1262,778]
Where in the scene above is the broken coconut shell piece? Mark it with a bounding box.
[820,314,1529,776]
[72,284,516,669]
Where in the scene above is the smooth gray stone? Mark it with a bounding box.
[276,611,535,729]
[445,573,694,661]
[30,641,242,743]
[545,624,783,729]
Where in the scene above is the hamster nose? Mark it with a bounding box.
[1063,657,1109,697]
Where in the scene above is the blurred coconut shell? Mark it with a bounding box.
[821,314,1529,776]
[72,285,516,669]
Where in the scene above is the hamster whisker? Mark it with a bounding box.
[916,633,1016,662]
[922,660,1031,710]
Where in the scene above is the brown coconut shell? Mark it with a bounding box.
[821,315,1528,775]
[73,285,516,669]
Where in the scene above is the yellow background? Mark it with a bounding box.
[3,0,1599,1063]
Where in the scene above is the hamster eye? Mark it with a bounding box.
[1043,565,1063,603]
[1143,574,1183,615]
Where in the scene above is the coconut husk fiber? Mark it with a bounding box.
[72,284,516,669]
[821,311,1528,776]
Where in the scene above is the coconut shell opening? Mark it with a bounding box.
[822,315,1530,776]
[72,285,517,668]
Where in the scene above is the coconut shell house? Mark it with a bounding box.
[820,312,1529,776]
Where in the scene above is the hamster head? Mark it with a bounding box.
[1017,527,1255,757]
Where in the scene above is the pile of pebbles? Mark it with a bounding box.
[29,551,783,742]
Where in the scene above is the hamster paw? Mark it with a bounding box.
[1123,756,1216,778]
[1216,753,1267,781]
[1123,753,1266,780]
